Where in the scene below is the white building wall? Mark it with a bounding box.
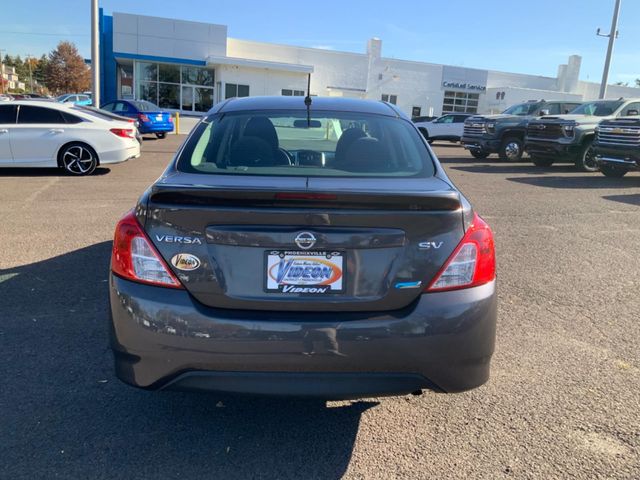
[227,38,369,96]
[367,58,444,116]
[487,70,558,91]
[576,81,640,100]
[216,65,308,97]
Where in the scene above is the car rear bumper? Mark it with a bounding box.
[139,123,173,134]
[109,275,497,398]
[100,143,141,164]
[461,137,500,153]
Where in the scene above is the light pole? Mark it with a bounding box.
[597,0,622,99]
[91,0,100,106]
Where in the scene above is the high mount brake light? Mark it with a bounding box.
[111,210,183,289]
[425,213,495,292]
[275,192,338,201]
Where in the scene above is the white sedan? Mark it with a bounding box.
[0,100,140,175]
[414,113,472,143]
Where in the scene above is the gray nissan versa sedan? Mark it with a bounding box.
[109,96,497,398]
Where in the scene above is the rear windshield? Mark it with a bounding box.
[177,110,434,177]
[570,101,623,116]
[72,106,116,121]
[131,101,158,112]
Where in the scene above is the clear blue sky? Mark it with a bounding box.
[1,0,639,84]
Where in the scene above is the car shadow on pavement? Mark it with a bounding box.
[0,167,111,177]
[601,193,640,206]
[507,175,639,189]
[0,242,375,480]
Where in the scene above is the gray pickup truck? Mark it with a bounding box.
[524,98,640,171]
[461,100,581,161]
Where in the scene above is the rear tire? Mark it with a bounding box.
[470,150,490,159]
[59,143,98,176]
[600,165,628,178]
[531,156,554,167]
[575,139,598,172]
[498,137,523,162]
[155,132,167,139]
[419,128,430,142]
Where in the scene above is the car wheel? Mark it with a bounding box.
[575,139,598,172]
[600,165,628,178]
[60,143,98,176]
[155,132,167,139]
[470,150,490,159]
[531,156,554,167]
[418,128,430,141]
[499,137,523,162]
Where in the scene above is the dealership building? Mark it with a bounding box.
[98,10,640,117]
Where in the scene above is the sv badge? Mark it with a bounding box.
[418,241,444,250]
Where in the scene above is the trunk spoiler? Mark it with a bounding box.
[149,185,462,211]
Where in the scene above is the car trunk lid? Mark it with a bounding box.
[143,173,465,312]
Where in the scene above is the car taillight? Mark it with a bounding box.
[425,213,495,292]
[110,128,135,139]
[111,210,183,289]
[168,115,173,123]
[138,113,150,123]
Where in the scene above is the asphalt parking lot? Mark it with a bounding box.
[1,136,639,479]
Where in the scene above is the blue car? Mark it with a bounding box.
[56,93,93,106]
[101,100,174,138]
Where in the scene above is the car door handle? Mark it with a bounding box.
[49,128,64,133]
[0,129,8,134]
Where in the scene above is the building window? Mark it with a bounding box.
[381,94,397,105]
[133,61,215,112]
[225,83,250,99]
[442,91,479,114]
[411,106,421,118]
[282,89,305,96]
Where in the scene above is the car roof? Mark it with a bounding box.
[212,96,403,118]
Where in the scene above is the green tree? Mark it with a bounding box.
[636,78,640,88]
[44,41,90,95]
[33,54,49,90]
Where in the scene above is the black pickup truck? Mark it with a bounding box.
[461,100,581,161]
[593,117,640,177]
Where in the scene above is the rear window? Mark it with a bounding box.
[131,101,158,112]
[72,106,116,121]
[177,110,434,177]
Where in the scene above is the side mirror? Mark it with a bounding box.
[626,109,639,116]
[539,109,550,116]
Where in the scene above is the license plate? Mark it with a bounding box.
[156,115,163,121]
[265,250,344,294]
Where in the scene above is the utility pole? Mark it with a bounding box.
[597,0,621,99]
[91,0,100,106]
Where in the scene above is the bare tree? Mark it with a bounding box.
[44,41,91,95]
